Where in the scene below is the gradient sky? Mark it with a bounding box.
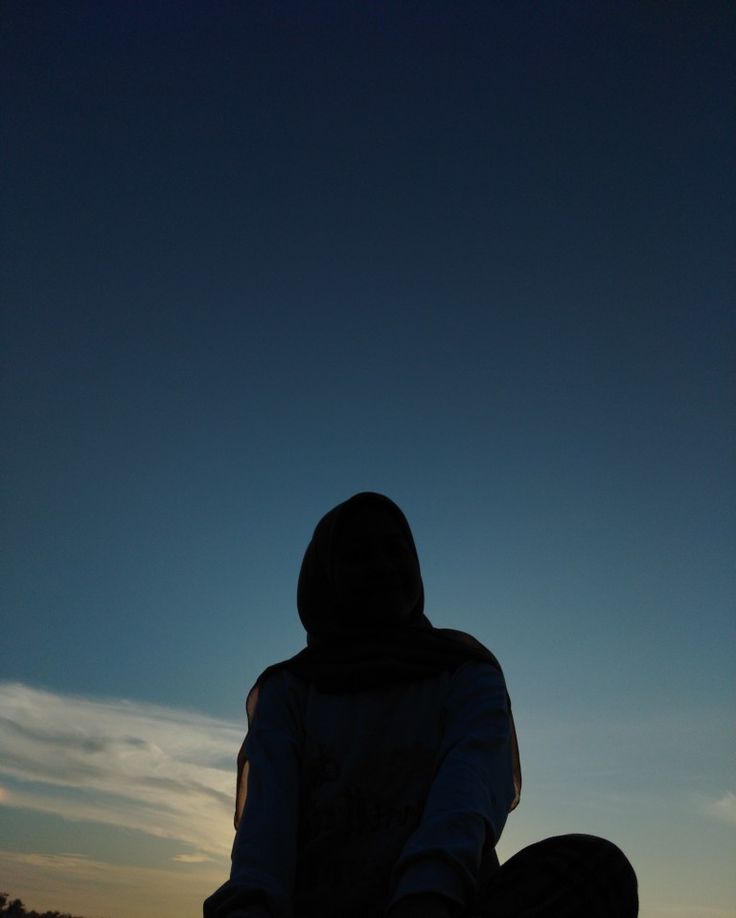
[1,3,734,917]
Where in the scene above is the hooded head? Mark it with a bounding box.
[297,492,425,640]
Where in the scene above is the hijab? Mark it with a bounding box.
[235,492,521,827]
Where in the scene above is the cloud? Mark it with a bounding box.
[704,791,736,827]
[0,682,244,859]
[172,853,215,863]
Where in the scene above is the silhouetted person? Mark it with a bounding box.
[204,492,638,918]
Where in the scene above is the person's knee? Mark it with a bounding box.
[566,834,638,914]
[527,833,638,916]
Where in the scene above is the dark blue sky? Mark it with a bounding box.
[3,1,733,710]
[1,4,735,915]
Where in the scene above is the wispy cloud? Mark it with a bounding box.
[0,682,244,860]
[704,791,736,827]
[172,853,215,863]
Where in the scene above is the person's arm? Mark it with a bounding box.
[387,662,515,918]
[204,672,304,918]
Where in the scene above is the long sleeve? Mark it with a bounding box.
[387,662,515,913]
[204,672,304,918]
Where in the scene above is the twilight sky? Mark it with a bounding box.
[1,3,734,917]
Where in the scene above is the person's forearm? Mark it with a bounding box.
[389,663,514,911]
[203,882,273,918]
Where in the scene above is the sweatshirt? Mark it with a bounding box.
[204,660,515,918]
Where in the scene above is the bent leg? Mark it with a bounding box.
[477,834,638,917]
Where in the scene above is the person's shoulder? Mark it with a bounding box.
[259,667,310,702]
[248,666,309,727]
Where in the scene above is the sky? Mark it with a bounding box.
[1,2,734,916]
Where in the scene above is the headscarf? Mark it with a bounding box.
[235,492,521,827]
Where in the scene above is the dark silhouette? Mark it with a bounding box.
[0,892,91,918]
[205,493,638,917]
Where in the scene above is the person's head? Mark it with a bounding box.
[297,492,424,639]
